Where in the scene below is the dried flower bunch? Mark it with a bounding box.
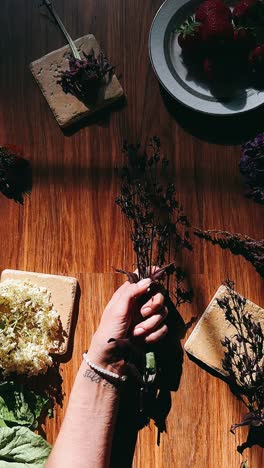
[0,279,63,376]
[115,138,193,431]
[115,138,193,394]
[58,50,115,105]
[194,229,264,278]
[41,0,115,106]
[116,137,192,292]
[218,280,264,434]
[240,133,264,204]
[0,145,32,204]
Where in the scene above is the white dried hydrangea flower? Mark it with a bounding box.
[0,279,62,376]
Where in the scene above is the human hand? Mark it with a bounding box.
[87,278,168,371]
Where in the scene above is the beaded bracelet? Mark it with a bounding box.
[83,353,128,383]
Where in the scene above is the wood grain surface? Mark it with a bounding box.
[0,1,263,467]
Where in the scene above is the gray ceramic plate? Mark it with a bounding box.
[149,0,264,115]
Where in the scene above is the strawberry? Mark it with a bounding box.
[233,0,258,24]
[233,27,256,51]
[201,13,234,42]
[248,44,264,72]
[196,0,231,23]
[4,144,23,156]
[177,16,202,54]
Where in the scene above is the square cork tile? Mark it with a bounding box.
[1,269,78,355]
[184,285,264,377]
[30,34,124,128]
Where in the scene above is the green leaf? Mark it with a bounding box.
[0,382,50,430]
[0,426,51,467]
[146,351,156,375]
[241,461,249,468]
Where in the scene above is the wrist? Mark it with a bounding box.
[86,336,127,374]
[83,353,127,384]
[85,350,126,375]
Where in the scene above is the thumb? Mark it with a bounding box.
[118,277,152,313]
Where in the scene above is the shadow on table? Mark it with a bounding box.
[110,297,193,468]
[186,353,264,455]
[59,282,81,364]
[237,426,264,454]
[160,86,264,145]
[62,96,127,137]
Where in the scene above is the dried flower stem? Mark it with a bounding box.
[194,228,264,277]
[116,138,193,405]
[42,0,81,59]
[116,137,192,283]
[218,281,264,434]
[240,461,250,468]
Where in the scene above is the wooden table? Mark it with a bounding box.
[0,1,263,467]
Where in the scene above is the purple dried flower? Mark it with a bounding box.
[115,138,193,432]
[0,145,32,204]
[218,281,264,439]
[194,229,264,278]
[240,133,264,204]
[116,138,192,282]
[58,50,115,105]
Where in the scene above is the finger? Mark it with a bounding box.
[133,306,168,336]
[120,278,152,301]
[106,272,147,309]
[141,292,164,317]
[111,277,152,316]
[145,324,168,343]
[106,281,131,309]
[113,275,152,300]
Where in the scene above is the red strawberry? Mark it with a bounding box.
[233,0,258,23]
[203,57,215,80]
[4,144,23,156]
[177,17,202,54]
[233,27,256,51]
[196,0,231,23]
[249,44,264,71]
[201,13,234,42]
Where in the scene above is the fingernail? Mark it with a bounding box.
[137,278,151,287]
[147,282,160,294]
[134,327,145,336]
[142,306,152,316]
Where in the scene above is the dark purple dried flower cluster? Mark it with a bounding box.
[240,133,264,204]
[115,138,193,431]
[0,145,32,204]
[218,280,264,434]
[58,50,114,105]
[116,137,193,304]
[194,229,264,278]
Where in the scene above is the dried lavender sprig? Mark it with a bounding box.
[194,229,264,278]
[116,137,192,283]
[57,50,114,104]
[218,280,264,434]
[41,2,115,105]
[240,132,264,205]
[115,138,193,405]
